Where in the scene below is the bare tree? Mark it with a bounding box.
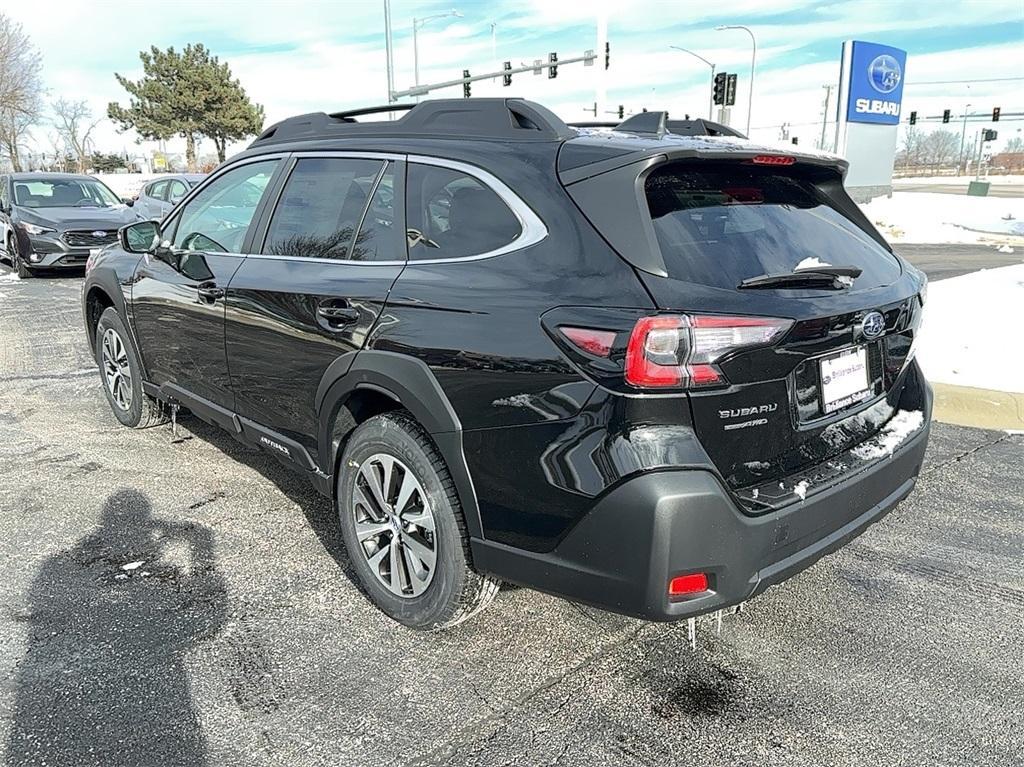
[0,13,44,171]
[918,130,960,167]
[52,98,101,173]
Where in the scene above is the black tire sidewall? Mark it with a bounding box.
[11,240,32,278]
[337,415,469,629]
[95,308,146,428]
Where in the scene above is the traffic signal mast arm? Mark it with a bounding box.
[392,49,600,99]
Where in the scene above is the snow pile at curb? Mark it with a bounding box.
[917,264,1024,393]
[0,273,21,283]
[859,192,1024,243]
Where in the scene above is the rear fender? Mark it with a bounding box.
[316,350,483,539]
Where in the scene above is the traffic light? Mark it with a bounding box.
[463,70,471,98]
[605,42,610,70]
[992,106,1001,122]
[548,52,558,79]
[502,61,512,87]
[713,72,727,105]
[725,74,737,106]
[617,104,624,119]
[983,129,998,142]
[909,111,917,125]
[942,109,950,123]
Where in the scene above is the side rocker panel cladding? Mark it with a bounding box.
[316,350,483,539]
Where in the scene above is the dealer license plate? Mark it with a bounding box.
[820,347,870,414]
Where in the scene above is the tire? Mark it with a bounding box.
[94,307,167,429]
[337,411,500,630]
[8,236,31,278]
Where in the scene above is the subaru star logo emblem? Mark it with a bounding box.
[861,311,886,339]
[868,54,901,94]
[92,230,107,237]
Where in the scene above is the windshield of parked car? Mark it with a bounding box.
[13,179,122,209]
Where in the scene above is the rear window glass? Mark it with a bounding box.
[644,164,900,290]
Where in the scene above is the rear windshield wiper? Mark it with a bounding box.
[738,266,863,290]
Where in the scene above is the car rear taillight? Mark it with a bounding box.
[625,314,792,389]
[559,326,616,357]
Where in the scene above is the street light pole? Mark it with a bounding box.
[715,25,756,137]
[413,9,461,101]
[669,46,715,120]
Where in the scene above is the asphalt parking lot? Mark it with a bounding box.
[1,266,1022,767]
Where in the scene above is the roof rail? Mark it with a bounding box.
[328,104,417,121]
[251,98,575,147]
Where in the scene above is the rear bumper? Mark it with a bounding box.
[472,397,931,621]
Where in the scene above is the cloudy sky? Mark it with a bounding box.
[9,0,1024,160]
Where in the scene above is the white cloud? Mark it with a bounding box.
[5,0,1023,161]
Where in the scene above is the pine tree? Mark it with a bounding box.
[108,44,264,171]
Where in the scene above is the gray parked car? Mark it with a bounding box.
[134,174,206,220]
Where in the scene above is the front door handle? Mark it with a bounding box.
[316,301,360,327]
[197,282,225,303]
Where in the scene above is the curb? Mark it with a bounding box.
[931,382,1024,431]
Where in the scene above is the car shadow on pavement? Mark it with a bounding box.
[7,488,227,767]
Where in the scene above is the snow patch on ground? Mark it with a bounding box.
[851,411,925,460]
[0,273,21,284]
[858,192,1024,243]
[893,174,1024,187]
[917,264,1024,393]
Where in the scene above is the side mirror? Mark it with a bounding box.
[119,220,160,254]
[122,197,135,207]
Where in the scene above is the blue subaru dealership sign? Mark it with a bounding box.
[845,41,907,125]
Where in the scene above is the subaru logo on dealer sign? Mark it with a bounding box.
[868,54,901,94]
[846,41,907,125]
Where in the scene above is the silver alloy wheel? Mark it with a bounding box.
[101,328,133,411]
[352,453,437,598]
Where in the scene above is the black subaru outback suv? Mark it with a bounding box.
[82,99,931,630]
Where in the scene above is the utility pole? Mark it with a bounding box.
[957,102,972,176]
[819,84,834,151]
[384,0,395,113]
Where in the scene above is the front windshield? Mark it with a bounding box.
[13,179,122,209]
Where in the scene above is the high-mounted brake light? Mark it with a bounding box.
[669,573,709,596]
[751,154,796,166]
[625,314,792,390]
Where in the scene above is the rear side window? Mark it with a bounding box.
[644,164,901,289]
[264,157,383,260]
[406,164,521,260]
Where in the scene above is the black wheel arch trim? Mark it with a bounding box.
[315,350,483,539]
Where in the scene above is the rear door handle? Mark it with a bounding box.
[316,302,360,327]
[197,282,225,302]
